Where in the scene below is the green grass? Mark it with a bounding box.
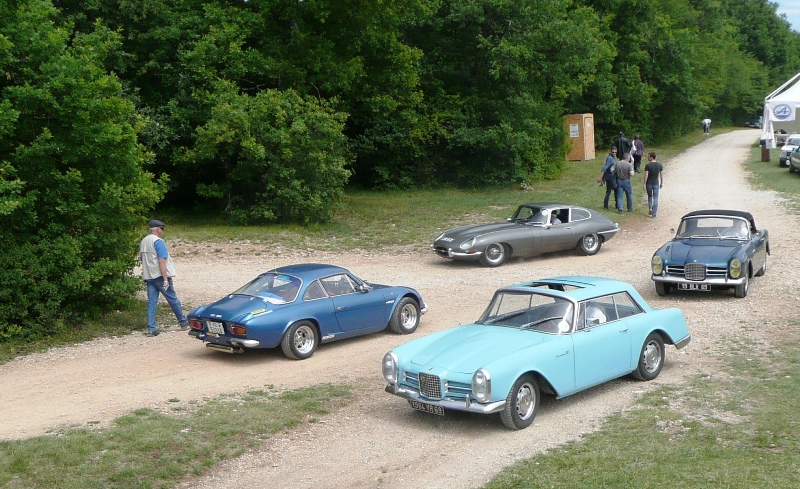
[482,335,800,489]
[0,384,355,489]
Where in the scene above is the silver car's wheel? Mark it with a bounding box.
[389,297,420,334]
[632,333,664,381]
[734,271,749,298]
[578,233,601,255]
[480,243,508,267]
[500,374,539,430]
[281,321,318,360]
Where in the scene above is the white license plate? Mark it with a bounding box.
[678,283,710,291]
[207,321,225,334]
[408,400,444,416]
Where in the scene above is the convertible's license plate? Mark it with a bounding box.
[408,400,444,416]
[207,321,225,334]
[678,283,710,291]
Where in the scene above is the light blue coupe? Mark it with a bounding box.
[382,276,690,430]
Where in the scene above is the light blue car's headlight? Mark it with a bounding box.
[730,258,742,278]
[460,237,476,251]
[472,368,492,402]
[382,352,399,384]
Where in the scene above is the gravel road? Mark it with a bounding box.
[2,130,796,489]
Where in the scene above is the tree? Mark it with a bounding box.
[0,0,165,340]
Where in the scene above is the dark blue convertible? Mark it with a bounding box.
[187,263,427,359]
[651,210,769,298]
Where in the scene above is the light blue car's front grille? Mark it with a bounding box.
[402,372,472,401]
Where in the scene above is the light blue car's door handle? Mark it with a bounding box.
[620,327,629,332]
[556,350,570,357]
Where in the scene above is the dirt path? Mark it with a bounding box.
[2,130,796,489]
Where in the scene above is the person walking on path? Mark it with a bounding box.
[632,134,645,173]
[643,152,664,218]
[615,152,634,213]
[614,132,631,159]
[597,147,618,210]
[139,219,189,336]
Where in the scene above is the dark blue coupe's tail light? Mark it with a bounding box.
[229,325,247,335]
[189,319,203,330]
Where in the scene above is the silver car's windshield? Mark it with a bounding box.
[478,291,573,334]
[232,273,302,304]
[511,206,548,225]
[676,216,750,240]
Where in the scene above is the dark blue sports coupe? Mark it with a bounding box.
[187,263,427,359]
[651,210,769,298]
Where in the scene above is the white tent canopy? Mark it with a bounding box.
[762,71,800,148]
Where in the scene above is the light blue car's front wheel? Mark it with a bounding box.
[281,321,319,360]
[500,374,540,430]
[632,332,664,381]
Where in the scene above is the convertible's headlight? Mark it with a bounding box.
[472,368,492,402]
[460,237,476,251]
[382,352,399,384]
[651,255,663,275]
[730,258,742,278]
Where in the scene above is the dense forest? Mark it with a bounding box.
[1,0,799,338]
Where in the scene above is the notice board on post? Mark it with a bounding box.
[563,113,595,161]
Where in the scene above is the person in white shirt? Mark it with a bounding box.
[139,219,189,336]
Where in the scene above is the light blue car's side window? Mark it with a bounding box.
[611,292,643,319]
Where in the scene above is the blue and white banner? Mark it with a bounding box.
[767,101,797,122]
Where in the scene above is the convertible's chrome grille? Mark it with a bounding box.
[418,373,442,399]
[665,264,728,281]
[432,246,450,257]
[684,263,706,281]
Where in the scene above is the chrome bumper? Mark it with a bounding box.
[674,334,691,350]
[189,330,260,348]
[385,383,505,414]
[652,275,744,286]
[430,244,482,260]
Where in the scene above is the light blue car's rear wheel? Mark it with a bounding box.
[632,332,664,381]
[500,374,540,430]
[281,320,318,360]
[389,297,420,334]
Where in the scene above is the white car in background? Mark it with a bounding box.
[779,134,800,167]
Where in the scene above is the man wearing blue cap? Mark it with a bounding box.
[139,219,189,336]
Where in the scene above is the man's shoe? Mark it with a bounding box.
[180,322,190,331]
[146,330,160,337]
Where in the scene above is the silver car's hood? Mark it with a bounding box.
[437,221,533,243]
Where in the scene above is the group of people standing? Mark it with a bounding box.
[597,132,663,217]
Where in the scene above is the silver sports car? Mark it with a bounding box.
[431,202,619,267]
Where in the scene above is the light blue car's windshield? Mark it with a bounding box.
[676,216,749,240]
[511,206,548,225]
[233,273,302,303]
[478,292,573,334]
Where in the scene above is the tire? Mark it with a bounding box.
[654,282,670,296]
[480,243,508,267]
[280,321,319,360]
[500,374,540,430]
[389,297,420,334]
[631,333,664,381]
[755,254,768,277]
[577,233,601,255]
[734,271,749,298]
